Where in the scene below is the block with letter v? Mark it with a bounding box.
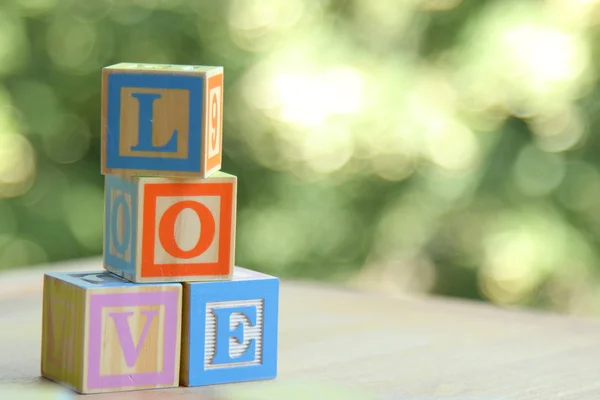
[41,271,182,394]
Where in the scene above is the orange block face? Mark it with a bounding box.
[141,180,234,278]
[104,172,237,283]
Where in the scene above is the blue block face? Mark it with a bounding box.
[103,175,138,278]
[183,267,279,386]
[105,72,203,173]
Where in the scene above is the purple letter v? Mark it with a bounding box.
[109,310,159,367]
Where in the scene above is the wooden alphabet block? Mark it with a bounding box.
[104,172,237,283]
[41,271,182,394]
[101,63,223,178]
[180,266,279,387]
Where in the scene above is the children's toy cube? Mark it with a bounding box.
[40,271,182,394]
[180,266,279,386]
[101,63,223,178]
[104,172,237,283]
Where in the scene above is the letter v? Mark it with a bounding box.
[109,310,159,368]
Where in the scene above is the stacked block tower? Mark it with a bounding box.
[40,63,280,394]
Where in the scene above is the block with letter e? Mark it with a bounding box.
[101,63,223,178]
[40,271,182,394]
[180,266,279,386]
[104,171,236,283]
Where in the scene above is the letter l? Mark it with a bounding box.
[130,93,178,152]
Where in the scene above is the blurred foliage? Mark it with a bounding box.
[2,0,600,315]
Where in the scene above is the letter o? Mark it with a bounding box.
[158,200,216,259]
[110,195,131,254]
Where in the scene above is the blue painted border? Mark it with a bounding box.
[106,73,203,172]
[186,276,279,386]
[103,175,138,277]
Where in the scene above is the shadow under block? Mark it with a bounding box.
[104,172,237,283]
[101,63,223,178]
[40,271,182,394]
[180,266,279,387]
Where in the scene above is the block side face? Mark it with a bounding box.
[184,277,279,387]
[104,72,203,175]
[41,275,86,392]
[138,178,236,281]
[82,284,182,393]
[101,68,109,174]
[74,285,88,391]
[229,176,237,270]
[261,278,279,380]
[135,178,146,283]
[103,174,139,279]
[202,70,223,177]
[180,284,191,385]
[82,288,92,394]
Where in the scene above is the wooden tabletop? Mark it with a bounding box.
[1,258,600,399]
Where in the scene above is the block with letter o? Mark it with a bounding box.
[101,63,223,178]
[103,172,236,283]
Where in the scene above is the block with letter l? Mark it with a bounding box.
[41,271,182,394]
[180,266,279,386]
[101,63,223,178]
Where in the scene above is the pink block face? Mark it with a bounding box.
[86,290,179,390]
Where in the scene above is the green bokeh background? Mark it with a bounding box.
[1,0,600,315]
